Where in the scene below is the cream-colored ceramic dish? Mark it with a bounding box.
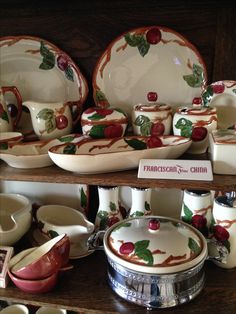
[202,80,236,129]
[93,26,207,116]
[209,129,236,175]
[0,134,84,168]
[0,36,88,138]
[48,135,192,174]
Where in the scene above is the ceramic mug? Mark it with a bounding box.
[0,86,23,132]
[0,304,29,314]
[36,306,67,314]
[180,189,213,237]
[211,195,236,269]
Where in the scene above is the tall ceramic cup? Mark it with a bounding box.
[212,195,236,269]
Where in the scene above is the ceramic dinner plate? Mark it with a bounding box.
[0,35,88,138]
[93,26,207,116]
[48,135,192,174]
[201,80,236,129]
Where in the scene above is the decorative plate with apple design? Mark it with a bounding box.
[93,26,207,116]
[0,36,88,139]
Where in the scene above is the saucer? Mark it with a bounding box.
[32,228,94,260]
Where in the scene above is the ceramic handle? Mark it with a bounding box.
[87,230,105,251]
[2,86,23,129]
[206,238,229,264]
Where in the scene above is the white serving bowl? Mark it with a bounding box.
[0,193,32,246]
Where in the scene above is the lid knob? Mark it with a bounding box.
[147,92,158,102]
[148,218,160,231]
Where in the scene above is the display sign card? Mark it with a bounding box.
[138,159,213,181]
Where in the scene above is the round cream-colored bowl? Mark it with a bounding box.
[0,193,32,246]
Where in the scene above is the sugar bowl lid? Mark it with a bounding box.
[103,216,207,274]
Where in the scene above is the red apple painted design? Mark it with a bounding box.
[8,103,18,118]
[107,216,120,227]
[146,27,162,45]
[151,122,165,136]
[191,127,207,141]
[147,136,163,148]
[148,219,160,231]
[104,124,123,138]
[212,83,225,94]
[57,55,69,71]
[213,225,230,242]
[119,242,135,255]
[147,92,158,102]
[191,214,207,230]
[56,115,68,129]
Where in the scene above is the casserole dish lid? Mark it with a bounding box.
[104,216,208,274]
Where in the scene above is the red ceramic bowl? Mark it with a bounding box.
[10,234,68,280]
[8,269,58,293]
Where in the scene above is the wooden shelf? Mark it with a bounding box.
[0,250,236,314]
[0,161,235,191]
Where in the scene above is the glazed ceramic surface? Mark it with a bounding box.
[209,129,236,175]
[48,135,192,174]
[103,216,207,274]
[0,304,29,314]
[0,133,84,169]
[0,36,88,138]
[23,101,73,140]
[8,268,58,293]
[36,205,94,258]
[128,187,152,217]
[0,86,22,132]
[93,26,207,116]
[202,80,236,129]
[81,107,128,138]
[0,132,23,147]
[172,105,217,154]
[36,307,67,314]
[132,103,172,136]
[0,193,32,246]
[9,234,69,279]
[212,196,236,269]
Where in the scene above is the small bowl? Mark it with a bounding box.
[81,107,128,138]
[9,234,68,280]
[0,304,29,314]
[8,268,58,293]
[0,132,23,147]
[0,193,32,246]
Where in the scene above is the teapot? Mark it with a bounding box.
[36,205,95,257]
[23,100,73,140]
[0,86,22,132]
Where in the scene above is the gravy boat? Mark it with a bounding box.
[36,205,94,257]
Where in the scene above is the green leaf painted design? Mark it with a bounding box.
[63,144,76,154]
[183,64,204,88]
[59,135,76,142]
[175,118,193,138]
[80,187,87,209]
[109,201,117,212]
[202,86,213,106]
[145,201,151,212]
[182,204,193,223]
[89,124,106,138]
[135,240,149,251]
[36,108,54,120]
[0,110,9,123]
[39,41,55,70]
[88,113,106,120]
[97,211,108,219]
[135,240,153,265]
[188,238,201,255]
[124,33,150,57]
[96,90,108,102]
[45,117,56,133]
[130,211,144,217]
[64,65,74,82]
[124,138,147,150]
[48,230,59,238]
[134,115,150,126]
[232,89,236,94]
[140,122,152,136]
[0,142,8,150]
[113,222,132,231]
[114,108,127,116]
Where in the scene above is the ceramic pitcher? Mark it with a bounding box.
[23,100,73,140]
[0,86,22,132]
